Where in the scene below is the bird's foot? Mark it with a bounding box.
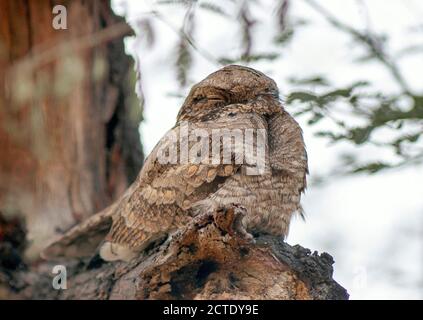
[213,204,255,243]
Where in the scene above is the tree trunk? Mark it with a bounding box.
[0,0,143,260]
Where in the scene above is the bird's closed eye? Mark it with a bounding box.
[193,95,224,104]
[193,96,208,104]
[207,95,224,102]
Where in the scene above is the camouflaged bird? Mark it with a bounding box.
[42,65,308,262]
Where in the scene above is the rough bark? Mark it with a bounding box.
[1,206,348,300]
[0,0,143,259]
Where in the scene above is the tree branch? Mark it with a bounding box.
[304,0,412,94]
[1,205,348,300]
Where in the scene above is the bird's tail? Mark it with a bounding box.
[40,204,116,260]
[41,183,136,261]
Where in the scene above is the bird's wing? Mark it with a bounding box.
[105,110,269,251]
[141,111,269,208]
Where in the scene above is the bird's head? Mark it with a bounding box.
[177,65,282,122]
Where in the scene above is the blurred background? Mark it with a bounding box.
[0,0,422,299]
[112,0,423,299]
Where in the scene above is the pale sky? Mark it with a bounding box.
[113,0,423,299]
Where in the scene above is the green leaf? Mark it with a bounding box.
[219,53,279,65]
[241,53,280,62]
[175,39,192,87]
[351,162,390,174]
[307,112,324,125]
[274,28,294,45]
[349,127,373,145]
[286,91,319,104]
[288,76,330,86]
[322,88,352,100]
[315,131,344,141]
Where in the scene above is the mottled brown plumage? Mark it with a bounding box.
[42,65,308,262]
